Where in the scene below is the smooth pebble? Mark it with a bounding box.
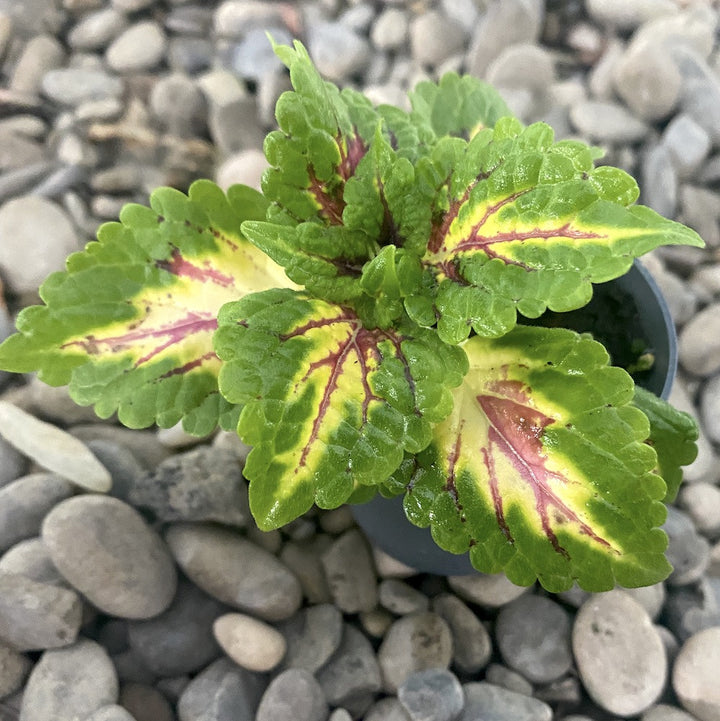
[213,613,286,672]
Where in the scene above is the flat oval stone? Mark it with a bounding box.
[0,403,111,493]
[0,572,82,651]
[673,627,720,721]
[20,639,118,721]
[378,612,453,693]
[460,682,552,721]
[496,594,573,683]
[165,523,301,622]
[448,573,530,608]
[0,640,32,697]
[127,579,224,676]
[42,496,177,619]
[0,473,74,552]
[256,669,328,721]
[213,613,286,672]
[573,590,667,716]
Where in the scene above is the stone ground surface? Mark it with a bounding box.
[1,0,720,720]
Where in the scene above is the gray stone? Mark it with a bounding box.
[127,580,224,677]
[379,579,429,615]
[120,682,174,721]
[0,572,81,651]
[9,34,66,97]
[213,0,288,38]
[378,612,453,693]
[371,7,408,51]
[0,641,31,699]
[321,528,378,614]
[149,73,207,138]
[365,698,412,721]
[466,0,543,78]
[90,164,141,194]
[42,68,124,106]
[0,428,26,488]
[129,446,248,527]
[619,584,667,622]
[316,624,382,706]
[664,577,720,642]
[86,707,137,721]
[338,3,375,34]
[278,603,343,673]
[459,682,552,721]
[649,268,698,326]
[573,590,667,716]
[20,639,118,721]
[164,5,213,35]
[409,10,465,68]
[279,537,333,604]
[67,8,128,51]
[679,481,720,538]
[42,495,177,619]
[208,96,264,155]
[484,663,533,696]
[111,647,157,686]
[642,705,700,721]
[682,186,720,250]
[663,505,710,585]
[585,0,677,30]
[168,35,214,75]
[447,573,530,608]
[256,669,327,721]
[431,593,492,674]
[33,164,88,199]
[1,402,108,489]
[663,115,712,180]
[85,440,146,504]
[0,160,55,203]
[0,197,79,294]
[0,537,65,586]
[328,710,353,721]
[215,149,268,193]
[569,100,649,144]
[231,27,290,83]
[213,613,286,672]
[70,424,170,470]
[496,594,572,683]
[673,48,720,147]
[307,22,371,82]
[612,41,681,122]
[487,43,555,94]
[111,0,156,11]
[673,627,720,721]
[177,657,265,721]
[398,669,464,721]
[0,473,74,553]
[106,21,167,73]
[165,523,302,622]
[679,302,720,377]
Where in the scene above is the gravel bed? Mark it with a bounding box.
[1,1,720,720]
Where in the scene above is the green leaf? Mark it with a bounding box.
[395,325,672,592]
[414,120,705,343]
[263,40,379,227]
[409,72,512,141]
[632,386,699,502]
[0,181,287,434]
[214,288,468,530]
[241,220,371,304]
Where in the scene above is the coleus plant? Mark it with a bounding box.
[0,41,703,593]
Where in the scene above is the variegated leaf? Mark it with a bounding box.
[0,181,288,434]
[393,325,675,592]
[413,119,704,343]
[214,288,467,529]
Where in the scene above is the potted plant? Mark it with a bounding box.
[0,41,701,593]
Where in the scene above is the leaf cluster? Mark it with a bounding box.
[0,40,703,592]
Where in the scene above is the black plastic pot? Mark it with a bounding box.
[351,260,678,575]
